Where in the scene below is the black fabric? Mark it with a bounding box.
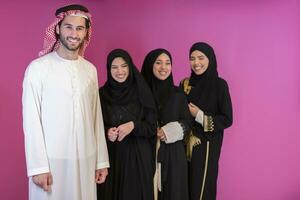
[55,4,89,16]
[156,89,192,200]
[141,48,173,112]
[101,49,155,110]
[97,49,157,200]
[188,135,223,200]
[97,102,156,200]
[180,42,233,200]
[185,42,231,140]
[188,42,219,114]
[142,49,191,200]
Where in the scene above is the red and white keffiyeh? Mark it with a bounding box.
[39,10,92,57]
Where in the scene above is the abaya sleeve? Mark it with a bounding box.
[206,79,233,132]
[177,90,193,136]
[132,107,157,138]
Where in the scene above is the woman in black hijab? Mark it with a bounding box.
[180,42,233,200]
[97,49,156,200]
[142,48,191,200]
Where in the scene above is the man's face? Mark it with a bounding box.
[56,15,88,52]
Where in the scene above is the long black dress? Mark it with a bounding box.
[142,49,191,200]
[97,49,156,200]
[180,43,233,200]
[156,88,191,200]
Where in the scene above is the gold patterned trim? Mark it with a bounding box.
[182,77,201,161]
[204,115,214,132]
[182,78,192,95]
[184,132,201,161]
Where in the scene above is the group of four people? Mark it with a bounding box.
[23,4,232,200]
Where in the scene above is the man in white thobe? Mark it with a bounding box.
[22,4,109,200]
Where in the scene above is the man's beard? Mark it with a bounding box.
[59,35,84,52]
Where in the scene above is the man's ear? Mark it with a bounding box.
[55,25,60,35]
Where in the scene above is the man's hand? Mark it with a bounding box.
[95,168,108,184]
[32,172,52,192]
[117,121,134,141]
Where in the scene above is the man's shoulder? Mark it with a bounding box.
[80,57,97,73]
[80,57,95,67]
[25,53,56,79]
[28,53,54,69]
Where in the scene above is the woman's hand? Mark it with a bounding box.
[157,127,166,142]
[188,102,200,117]
[117,121,134,141]
[107,127,118,142]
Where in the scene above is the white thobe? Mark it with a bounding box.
[22,52,109,200]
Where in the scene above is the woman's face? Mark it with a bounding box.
[152,53,172,80]
[110,57,129,83]
[190,50,209,75]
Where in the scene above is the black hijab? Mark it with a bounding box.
[188,42,219,113]
[101,49,155,110]
[141,49,174,110]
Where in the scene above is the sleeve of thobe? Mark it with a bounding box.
[22,63,50,177]
[93,70,110,170]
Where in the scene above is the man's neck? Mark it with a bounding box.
[56,47,79,60]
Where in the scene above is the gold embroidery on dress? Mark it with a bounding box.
[182,78,192,95]
[184,132,201,161]
[204,115,214,132]
[182,77,201,161]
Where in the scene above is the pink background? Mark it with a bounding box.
[1,0,299,199]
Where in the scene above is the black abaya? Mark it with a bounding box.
[97,49,157,200]
[180,42,233,200]
[142,48,191,200]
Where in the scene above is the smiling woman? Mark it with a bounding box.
[110,57,130,83]
[98,49,157,200]
[152,53,172,81]
[189,50,209,76]
[180,42,233,200]
[141,48,190,200]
